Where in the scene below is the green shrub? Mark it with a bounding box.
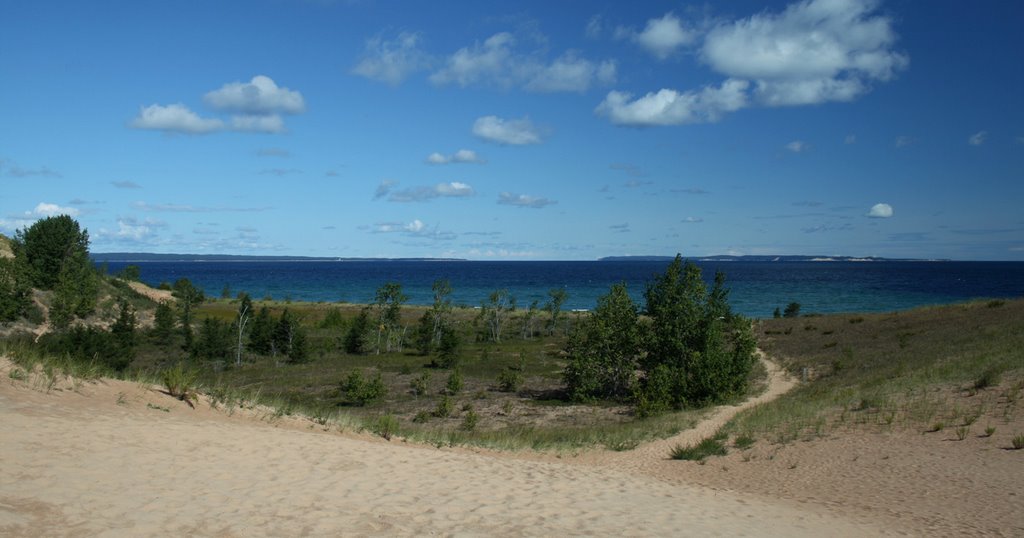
[783,302,801,318]
[375,414,399,440]
[733,434,756,450]
[342,369,386,406]
[445,369,464,395]
[497,368,523,393]
[1012,434,1024,450]
[412,410,431,424]
[410,371,431,396]
[670,437,727,461]
[460,406,479,431]
[162,363,199,407]
[434,394,453,418]
[973,367,1002,390]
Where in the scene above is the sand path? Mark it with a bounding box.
[0,356,899,537]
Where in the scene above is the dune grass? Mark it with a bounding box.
[718,298,1024,444]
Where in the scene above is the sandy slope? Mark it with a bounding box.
[0,357,895,537]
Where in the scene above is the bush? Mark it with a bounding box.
[670,437,727,461]
[434,394,453,418]
[343,308,371,354]
[783,302,801,318]
[375,414,399,441]
[162,363,199,407]
[445,369,464,395]
[497,368,523,393]
[410,371,431,396]
[1012,434,1024,450]
[973,367,1002,390]
[460,406,479,431]
[342,369,386,406]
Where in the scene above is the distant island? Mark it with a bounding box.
[598,255,943,262]
[91,253,468,263]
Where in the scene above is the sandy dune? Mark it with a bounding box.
[0,357,900,537]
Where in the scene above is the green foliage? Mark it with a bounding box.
[670,437,727,461]
[118,264,141,282]
[1012,434,1024,450]
[460,405,479,431]
[342,369,386,406]
[733,434,756,450]
[434,394,453,417]
[0,256,32,322]
[445,368,464,395]
[973,367,1002,390]
[375,413,400,440]
[151,301,176,344]
[320,308,345,329]
[563,282,641,401]
[435,325,462,368]
[783,302,802,318]
[13,214,91,290]
[162,363,199,406]
[343,307,371,354]
[545,288,568,336]
[480,288,515,342]
[497,367,523,393]
[39,325,131,372]
[773,307,781,319]
[287,324,309,363]
[410,370,431,396]
[109,298,137,362]
[374,282,407,353]
[195,317,232,361]
[272,308,296,357]
[248,306,274,355]
[633,256,756,411]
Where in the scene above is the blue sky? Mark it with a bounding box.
[1,0,1022,260]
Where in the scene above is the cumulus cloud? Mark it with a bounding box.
[430,32,615,93]
[595,79,749,126]
[497,192,557,208]
[867,203,894,218]
[111,180,141,189]
[352,32,430,86]
[702,0,908,107]
[585,15,604,38]
[968,130,987,146]
[130,103,224,134]
[372,219,455,240]
[426,149,485,164]
[599,0,907,127]
[785,140,808,152]
[103,217,161,241]
[32,202,80,218]
[383,181,476,202]
[472,116,543,145]
[633,13,697,59]
[203,75,305,115]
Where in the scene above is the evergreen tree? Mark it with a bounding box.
[272,308,294,357]
[287,325,309,363]
[12,214,91,290]
[248,306,274,355]
[343,307,371,354]
[110,298,137,365]
[0,256,32,322]
[151,300,176,344]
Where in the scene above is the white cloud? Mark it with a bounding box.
[430,32,615,93]
[472,116,542,145]
[968,130,988,146]
[785,140,808,152]
[203,75,305,115]
[497,192,557,208]
[374,220,426,234]
[585,15,603,39]
[112,218,153,241]
[352,32,430,86]
[595,79,749,126]
[702,0,908,106]
[634,13,697,60]
[867,203,894,218]
[426,149,485,164]
[682,216,704,223]
[377,181,475,202]
[130,103,224,134]
[32,202,80,218]
[231,114,286,133]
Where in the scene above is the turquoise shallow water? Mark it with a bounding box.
[102,260,1024,318]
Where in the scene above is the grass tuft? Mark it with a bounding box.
[670,437,728,461]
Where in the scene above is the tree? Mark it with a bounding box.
[172,278,204,353]
[344,307,371,354]
[287,324,309,363]
[563,283,642,401]
[373,282,407,353]
[234,293,252,366]
[248,306,274,355]
[110,298,138,365]
[521,299,539,339]
[783,302,801,318]
[118,265,141,282]
[480,288,514,343]
[544,288,568,336]
[272,308,295,357]
[151,300,176,345]
[195,317,232,361]
[12,214,91,290]
[0,256,32,323]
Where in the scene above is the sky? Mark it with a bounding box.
[1,0,1022,261]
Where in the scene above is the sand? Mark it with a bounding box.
[1,356,1020,537]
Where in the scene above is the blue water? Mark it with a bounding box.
[102,260,1024,318]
